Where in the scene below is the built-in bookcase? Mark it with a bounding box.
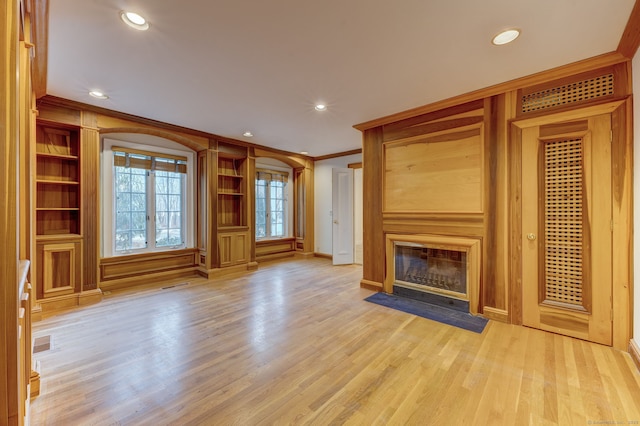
[215,143,250,268]
[35,123,80,236]
[217,156,246,228]
[34,121,83,300]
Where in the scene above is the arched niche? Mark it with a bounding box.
[254,147,309,170]
[101,127,204,152]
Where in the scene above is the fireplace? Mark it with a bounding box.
[385,234,481,314]
[395,244,467,299]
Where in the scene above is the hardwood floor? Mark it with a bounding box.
[30,257,640,425]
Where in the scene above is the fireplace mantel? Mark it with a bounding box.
[385,233,481,314]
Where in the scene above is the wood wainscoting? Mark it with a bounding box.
[100,248,199,291]
[256,237,296,262]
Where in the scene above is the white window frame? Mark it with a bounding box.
[255,162,292,240]
[102,137,195,257]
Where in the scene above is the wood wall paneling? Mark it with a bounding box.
[256,238,296,262]
[611,100,633,350]
[361,127,385,288]
[100,249,199,282]
[383,127,483,213]
[2,0,22,422]
[247,154,256,263]
[358,56,632,349]
[81,121,99,291]
[197,150,207,252]
[482,94,512,314]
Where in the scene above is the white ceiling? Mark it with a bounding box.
[47,0,635,157]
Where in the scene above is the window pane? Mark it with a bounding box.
[155,171,184,247]
[114,166,147,252]
[256,173,287,239]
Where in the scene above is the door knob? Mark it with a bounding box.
[527,233,536,241]
[333,220,338,224]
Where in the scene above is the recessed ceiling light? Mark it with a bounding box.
[120,11,150,31]
[492,28,520,45]
[300,151,309,155]
[243,131,253,137]
[314,104,327,112]
[89,90,109,100]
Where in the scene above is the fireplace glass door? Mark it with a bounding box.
[394,243,467,300]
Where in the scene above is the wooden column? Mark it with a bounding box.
[361,127,384,290]
[295,161,315,255]
[81,112,100,293]
[1,0,23,423]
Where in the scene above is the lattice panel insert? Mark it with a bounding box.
[522,74,614,113]
[544,138,584,306]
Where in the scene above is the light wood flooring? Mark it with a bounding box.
[30,257,640,425]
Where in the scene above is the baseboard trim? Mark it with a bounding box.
[360,279,383,291]
[629,339,640,371]
[314,252,333,260]
[294,251,315,257]
[256,252,296,263]
[482,306,509,323]
[100,267,199,291]
[197,263,256,279]
[37,289,103,312]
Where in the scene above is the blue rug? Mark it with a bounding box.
[364,292,488,333]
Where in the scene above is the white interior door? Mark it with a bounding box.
[332,168,354,265]
[353,167,363,265]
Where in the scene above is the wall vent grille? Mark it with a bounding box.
[521,74,614,114]
[544,138,584,306]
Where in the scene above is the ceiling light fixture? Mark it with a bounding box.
[243,131,253,137]
[300,151,309,155]
[120,11,150,31]
[492,28,520,45]
[314,104,327,112]
[89,90,109,100]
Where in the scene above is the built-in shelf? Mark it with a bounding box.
[36,152,78,160]
[36,234,82,241]
[35,122,81,238]
[36,180,79,185]
[217,155,246,228]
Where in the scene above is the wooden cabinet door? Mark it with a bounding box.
[218,231,248,267]
[521,113,612,345]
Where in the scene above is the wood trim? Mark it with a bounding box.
[347,162,362,169]
[81,124,99,291]
[382,101,485,134]
[611,99,633,351]
[353,52,628,131]
[256,238,296,262]
[509,122,524,324]
[617,0,640,59]
[254,147,308,169]
[362,127,385,287]
[30,0,47,98]
[482,306,509,323]
[313,148,362,162]
[197,263,254,280]
[313,252,332,260]
[34,288,102,312]
[100,249,198,282]
[38,96,323,160]
[630,339,640,371]
[360,279,383,291]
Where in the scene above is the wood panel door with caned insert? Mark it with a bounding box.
[520,113,612,345]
